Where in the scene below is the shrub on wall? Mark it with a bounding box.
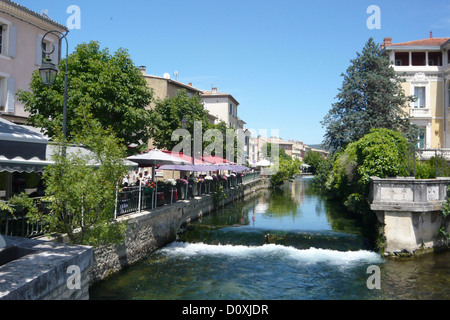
[324,128,411,214]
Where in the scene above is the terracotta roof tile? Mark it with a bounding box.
[389,37,450,47]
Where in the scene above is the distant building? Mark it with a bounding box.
[305,146,329,159]
[0,0,67,124]
[141,68,217,125]
[289,140,307,161]
[382,33,450,152]
[201,87,245,130]
[253,136,293,161]
[201,87,251,163]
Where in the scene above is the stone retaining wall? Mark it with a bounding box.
[370,177,450,255]
[0,236,92,300]
[90,178,270,284]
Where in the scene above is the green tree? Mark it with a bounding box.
[321,38,417,152]
[303,151,324,174]
[17,41,153,153]
[25,123,129,246]
[150,90,246,162]
[269,147,301,187]
[326,128,411,214]
[150,90,210,152]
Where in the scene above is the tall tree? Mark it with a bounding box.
[150,89,211,152]
[321,38,417,152]
[17,41,153,152]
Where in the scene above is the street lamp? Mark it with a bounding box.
[181,117,189,130]
[39,58,58,85]
[39,30,69,143]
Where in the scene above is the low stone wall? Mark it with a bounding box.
[370,177,450,255]
[90,178,270,284]
[0,236,93,300]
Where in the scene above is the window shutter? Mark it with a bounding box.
[7,77,15,113]
[35,34,43,65]
[8,25,16,58]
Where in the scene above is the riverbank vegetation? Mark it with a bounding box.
[264,144,301,188]
[315,38,424,251]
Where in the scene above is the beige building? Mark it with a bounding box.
[141,68,217,125]
[201,87,245,130]
[0,0,67,124]
[253,136,293,161]
[382,33,450,156]
[289,140,307,161]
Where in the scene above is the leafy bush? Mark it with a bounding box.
[415,156,450,179]
[320,128,411,213]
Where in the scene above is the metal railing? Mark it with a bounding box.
[0,197,49,238]
[0,171,262,238]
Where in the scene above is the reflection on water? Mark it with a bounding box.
[90,177,450,300]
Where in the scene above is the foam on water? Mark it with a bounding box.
[159,242,383,266]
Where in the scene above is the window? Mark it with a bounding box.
[394,52,409,66]
[41,41,47,62]
[36,35,58,66]
[418,128,426,149]
[448,84,450,108]
[0,21,16,58]
[412,52,426,66]
[0,77,6,111]
[414,87,425,108]
[0,25,3,55]
[229,103,232,115]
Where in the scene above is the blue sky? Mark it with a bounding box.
[16,0,450,144]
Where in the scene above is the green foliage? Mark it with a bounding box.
[438,186,450,241]
[353,128,410,190]
[311,153,335,191]
[317,128,411,214]
[269,148,301,187]
[213,185,227,207]
[303,151,324,174]
[321,38,417,152]
[150,89,247,162]
[25,124,129,247]
[17,41,153,153]
[415,157,450,179]
[150,89,211,151]
[0,199,14,215]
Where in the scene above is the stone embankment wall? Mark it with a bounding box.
[370,177,450,256]
[91,178,270,284]
[0,236,92,300]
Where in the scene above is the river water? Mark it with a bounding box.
[90,177,449,300]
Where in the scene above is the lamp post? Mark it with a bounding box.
[39,30,69,145]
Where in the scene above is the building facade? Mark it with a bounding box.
[382,34,450,151]
[0,0,67,124]
[201,87,245,129]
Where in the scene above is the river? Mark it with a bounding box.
[90,177,449,300]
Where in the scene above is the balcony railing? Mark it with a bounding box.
[410,108,431,117]
[416,148,450,161]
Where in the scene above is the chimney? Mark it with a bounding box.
[189,82,193,86]
[139,66,146,75]
[384,37,392,46]
[212,87,218,93]
[430,31,433,38]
